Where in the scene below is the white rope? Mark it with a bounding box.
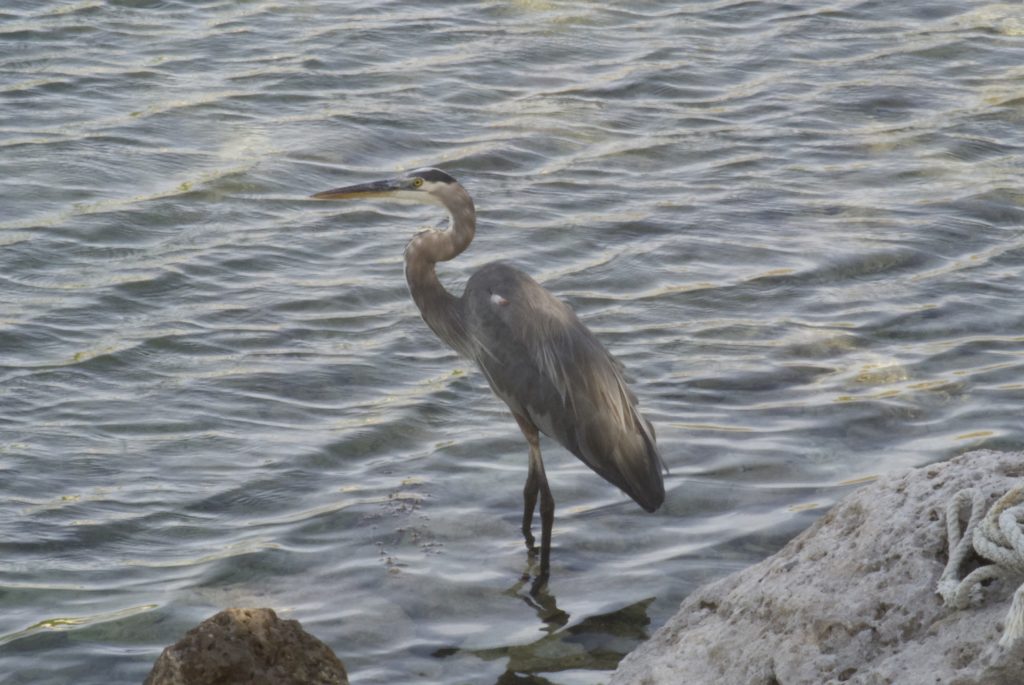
[938,484,1024,647]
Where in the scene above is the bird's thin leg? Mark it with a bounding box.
[522,464,539,553]
[537,456,555,580]
[513,413,554,585]
[514,413,540,553]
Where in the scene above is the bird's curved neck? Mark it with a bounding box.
[404,185,476,355]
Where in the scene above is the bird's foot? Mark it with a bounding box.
[518,544,544,586]
[529,570,550,597]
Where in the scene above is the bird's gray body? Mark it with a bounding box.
[461,262,665,511]
[312,168,666,583]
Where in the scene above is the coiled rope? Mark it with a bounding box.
[937,484,1024,647]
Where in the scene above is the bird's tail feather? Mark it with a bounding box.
[577,410,666,513]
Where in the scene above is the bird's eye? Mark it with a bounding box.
[412,178,424,188]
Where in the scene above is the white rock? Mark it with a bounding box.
[612,450,1024,685]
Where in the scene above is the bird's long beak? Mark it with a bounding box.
[310,178,405,201]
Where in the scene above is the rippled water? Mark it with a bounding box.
[2,1,1024,683]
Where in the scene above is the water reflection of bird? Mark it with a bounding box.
[312,168,666,585]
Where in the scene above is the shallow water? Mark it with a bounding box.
[2,1,1024,683]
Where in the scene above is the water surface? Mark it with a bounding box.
[2,1,1024,683]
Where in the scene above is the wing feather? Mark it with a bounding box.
[462,262,666,511]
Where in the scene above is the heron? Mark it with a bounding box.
[312,168,666,583]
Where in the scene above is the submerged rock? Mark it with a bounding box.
[612,450,1024,685]
[144,607,348,685]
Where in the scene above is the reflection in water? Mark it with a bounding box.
[434,580,654,683]
[508,573,571,635]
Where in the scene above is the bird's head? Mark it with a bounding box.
[311,167,461,209]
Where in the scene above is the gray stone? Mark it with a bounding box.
[144,607,348,685]
[612,450,1024,685]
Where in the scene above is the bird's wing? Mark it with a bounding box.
[463,263,665,511]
